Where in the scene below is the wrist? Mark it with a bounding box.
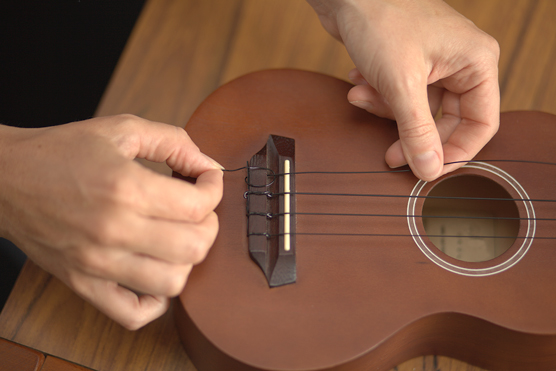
[0,124,34,240]
[307,0,357,41]
[0,125,14,238]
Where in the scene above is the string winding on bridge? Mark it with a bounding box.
[223,134,556,286]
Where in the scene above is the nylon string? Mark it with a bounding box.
[222,159,556,240]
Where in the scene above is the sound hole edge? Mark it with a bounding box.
[408,162,536,276]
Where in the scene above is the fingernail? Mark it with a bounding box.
[412,151,441,180]
[347,69,368,85]
[348,76,367,86]
[388,163,407,169]
[202,153,225,170]
[349,100,373,111]
[348,69,358,80]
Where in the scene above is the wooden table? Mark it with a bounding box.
[1,0,556,370]
[0,337,89,371]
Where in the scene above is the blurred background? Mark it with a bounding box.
[2,1,555,129]
[0,0,146,314]
[96,0,556,176]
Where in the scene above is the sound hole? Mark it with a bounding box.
[422,175,520,263]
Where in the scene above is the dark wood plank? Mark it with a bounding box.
[0,338,45,371]
[0,262,193,371]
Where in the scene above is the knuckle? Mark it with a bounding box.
[71,247,108,276]
[121,296,170,330]
[86,193,137,248]
[91,218,126,247]
[491,120,500,135]
[113,113,142,127]
[186,201,208,223]
[490,40,500,60]
[106,114,144,139]
[107,114,144,151]
[483,34,500,60]
[90,177,137,217]
[163,270,189,297]
[481,116,500,138]
[473,33,500,68]
[187,240,211,264]
[121,316,149,331]
[398,120,436,142]
[206,212,220,238]
[107,174,135,202]
[188,212,219,264]
[65,270,87,294]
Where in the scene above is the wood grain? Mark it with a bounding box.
[396,355,489,371]
[96,0,352,123]
[2,0,555,371]
[0,338,44,371]
[0,337,107,371]
[97,0,243,126]
[216,0,354,85]
[499,0,556,112]
[96,0,353,176]
[0,262,193,371]
[176,69,548,371]
[449,0,556,114]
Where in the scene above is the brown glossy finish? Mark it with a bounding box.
[0,338,44,371]
[176,69,556,370]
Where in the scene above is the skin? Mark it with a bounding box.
[307,0,501,181]
[0,115,223,330]
[0,0,500,330]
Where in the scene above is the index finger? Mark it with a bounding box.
[101,115,224,177]
[133,165,224,222]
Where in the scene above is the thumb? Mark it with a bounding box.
[385,83,444,181]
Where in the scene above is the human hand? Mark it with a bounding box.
[307,0,500,181]
[0,115,223,329]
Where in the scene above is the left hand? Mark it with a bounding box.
[307,0,500,181]
[0,115,223,330]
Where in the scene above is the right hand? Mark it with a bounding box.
[0,114,223,330]
[307,0,500,181]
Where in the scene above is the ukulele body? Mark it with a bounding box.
[174,70,556,370]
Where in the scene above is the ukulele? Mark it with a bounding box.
[173,69,556,371]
